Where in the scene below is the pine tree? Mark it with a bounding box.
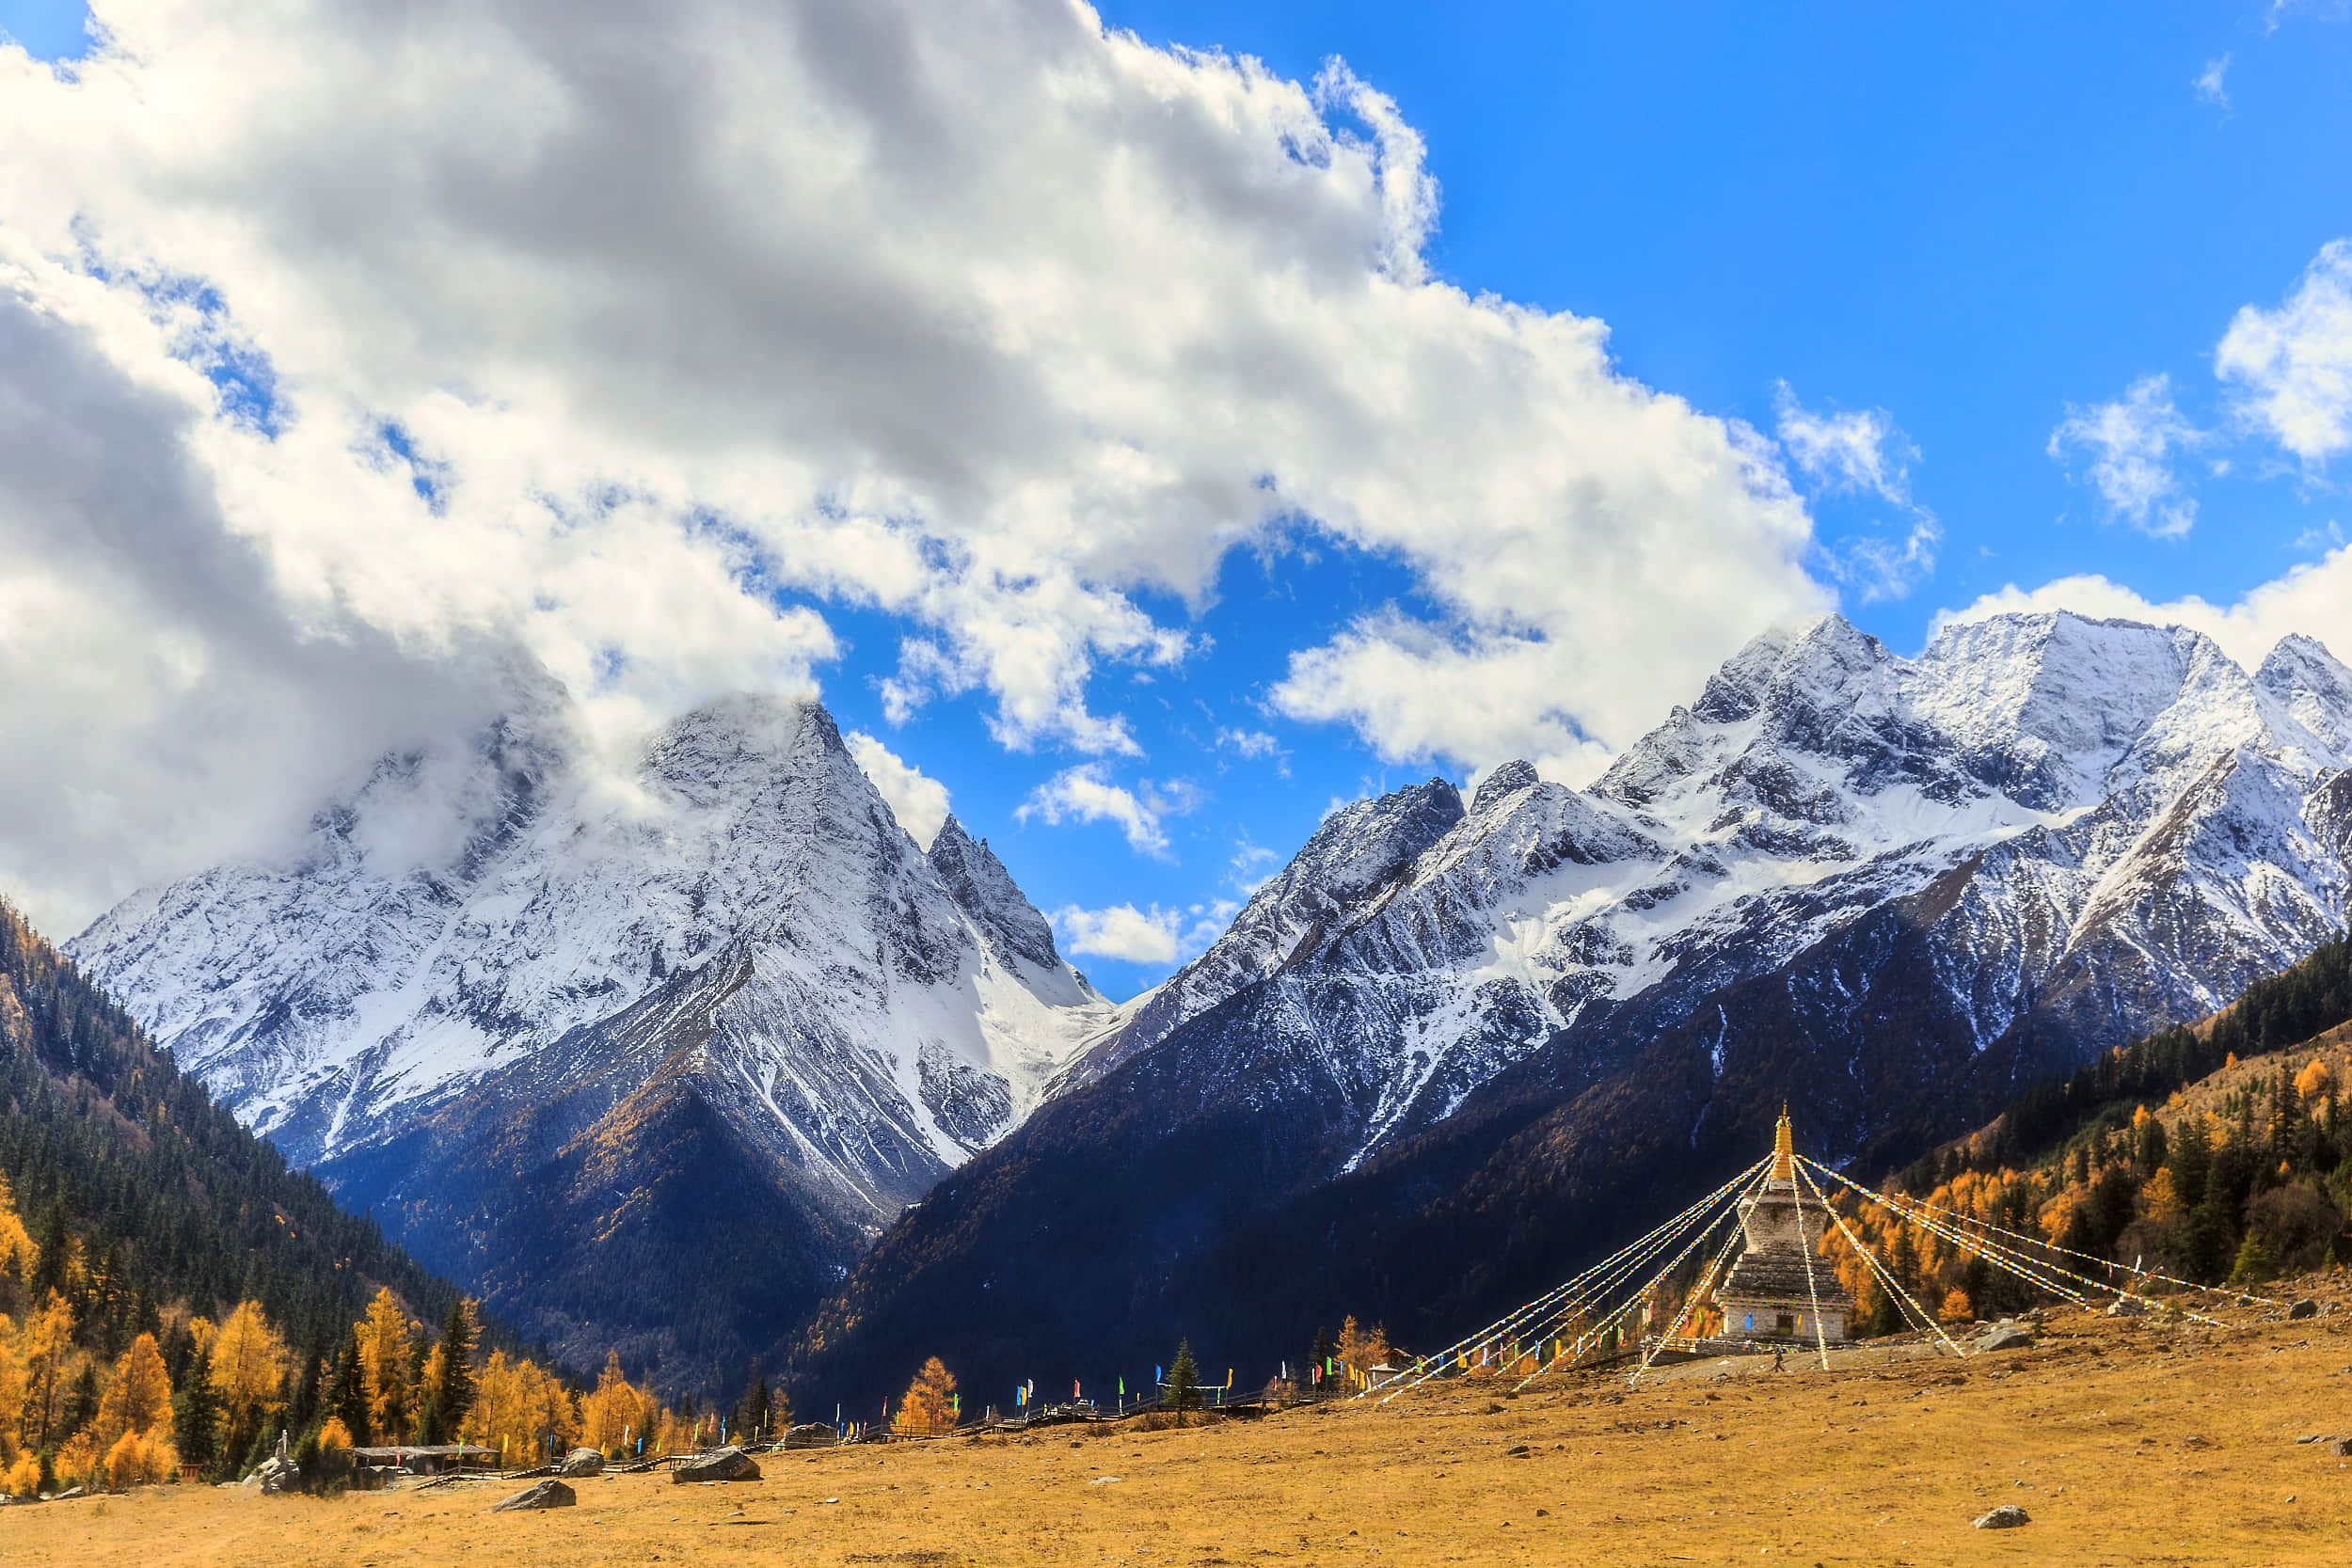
[1167,1339,1200,1422]
[29,1196,70,1299]
[173,1344,223,1477]
[328,1333,370,1447]
[2229,1229,2279,1288]
[736,1360,771,1443]
[429,1298,479,1441]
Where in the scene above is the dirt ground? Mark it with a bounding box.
[6,1284,2351,1568]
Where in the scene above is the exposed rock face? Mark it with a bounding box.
[794,612,2352,1409]
[72,684,1113,1386]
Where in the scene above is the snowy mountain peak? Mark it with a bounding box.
[1471,759,1541,815]
[930,814,1063,973]
[2257,632,2352,757]
[1074,607,2352,1174]
[72,681,1109,1187]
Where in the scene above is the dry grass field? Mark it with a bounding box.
[6,1282,2350,1568]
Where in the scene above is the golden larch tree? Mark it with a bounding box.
[891,1356,959,1436]
[210,1298,290,1460]
[0,1339,38,1497]
[580,1351,656,1455]
[19,1290,78,1449]
[96,1332,174,1444]
[357,1286,417,1444]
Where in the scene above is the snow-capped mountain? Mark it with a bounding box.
[1073,610,2352,1165]
[72,681,1112,1380]
[792,610,2352,1406]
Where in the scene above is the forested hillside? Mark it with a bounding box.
[0,901,469,1487]
[1825,931,2352,1325]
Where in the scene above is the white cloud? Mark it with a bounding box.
[2047,374,2203,537]
[1826,515,1944,605]
[1775,384,1938,602]
[1052,896,1232,967]
[1050,902,1181,964]
[1216,727,1281,761]
[1017,764,1169,856]
[1933,541,2352,671]
[2193,54,2232,111]
[845,730,950,847]
[1774,384,1916,503]
[2217,239,2352,464]
[0,0,1824,925]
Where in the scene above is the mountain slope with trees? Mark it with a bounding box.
[0,898,492,1488]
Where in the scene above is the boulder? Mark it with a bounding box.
[2288,1299,2319,1321]
[2106,1296,2151,1318]
[558,1448,604,1478]
[1974,1321,2034,1353]
[783,1423,840,1449]
[1973,1505,2030,1529]
[672,1446,761,1483]
[492,1480,577,1513]
[240,1457,296,1496]
[2333,1437,2352,1458]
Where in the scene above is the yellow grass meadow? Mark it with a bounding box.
[6,1283,2349,1568]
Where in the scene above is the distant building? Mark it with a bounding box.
[1715,1109,1852,1343]
[346,1444,498,1476]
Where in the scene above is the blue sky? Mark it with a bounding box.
[6,2,2352,998]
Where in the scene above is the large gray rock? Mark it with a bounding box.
[1973,1505,2031,1529]
[2287,1299,2318,1320]
[558,1448,604,1478]
[492,1480,577,1512]
[672,1446,761,1483]
[1974,1320,2034,1353]
[784,1423,840,1449]
[241,1457,296,1496]
[2106,1295,2152,1318]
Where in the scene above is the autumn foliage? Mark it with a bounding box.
[890,1357,959,1435]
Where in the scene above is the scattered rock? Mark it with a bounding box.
[1504,1444,1533,1458]
[2288,1299,2319,1321]
[1089,1476,1122,1486]
[2294,1433,2331,1445]
[492,1480,576,1513]
[1484,1403,1504,1416]
[671,1447,761,1484]
[2182,1434,2216,1450]
[1974,1321,2035,1353]
[54,1486,85,1501]
[1973,1505,2031,1529]
[2106,1296,2151,1318]
[2332,1437,2352,1458]
[558,1448,604,1478]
